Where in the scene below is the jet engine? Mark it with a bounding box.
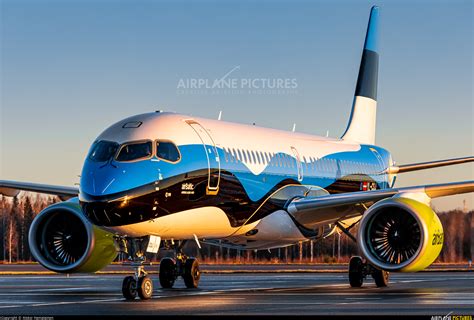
[29,201,118,273]
[358,197,443,272]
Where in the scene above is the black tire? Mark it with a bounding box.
[137,276,154,300]
[122,276,137,300]
[159,258,176,289]
[372,268,389,287]
[183,257,201,289]
[348,256,364,288]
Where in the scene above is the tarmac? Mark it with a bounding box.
[0,264,472,316]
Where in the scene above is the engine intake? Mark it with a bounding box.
[358,197,443,272]
[29,201,118,273]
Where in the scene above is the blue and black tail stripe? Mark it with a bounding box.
[354,6,379,101]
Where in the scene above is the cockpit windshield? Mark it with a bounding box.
[116,141,153,162]
[88,140,119,162]
[156,141,181,162]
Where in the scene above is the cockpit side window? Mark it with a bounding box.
[156,140,180,163]
[88,140,119,162]
[116,140,153,162]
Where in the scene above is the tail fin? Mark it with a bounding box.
[341,6,379,145]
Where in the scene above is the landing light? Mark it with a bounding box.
[120,196,129,208]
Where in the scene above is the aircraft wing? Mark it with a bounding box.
[286,181,474,227]
[0,180,79,200]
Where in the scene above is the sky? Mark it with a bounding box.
[1,0,473,211]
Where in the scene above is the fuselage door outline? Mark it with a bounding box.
[185,120,221,195]
[291,146,303,182]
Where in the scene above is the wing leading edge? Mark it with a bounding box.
[286,180,474,227]
[0,180,79,200]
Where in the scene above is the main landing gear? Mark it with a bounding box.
[159,241,201,289]
[120,238,201,300]
[348,256,389,288]
[334,221,390,288]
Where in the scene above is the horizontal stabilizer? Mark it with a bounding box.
[387,156,474,174]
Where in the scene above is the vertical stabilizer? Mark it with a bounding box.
[341,6,379,145]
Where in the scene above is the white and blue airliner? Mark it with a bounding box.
[1,6,473,300]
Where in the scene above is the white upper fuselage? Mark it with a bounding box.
[79,112,393,249]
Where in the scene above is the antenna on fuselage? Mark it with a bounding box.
[292,123,296,132]
[326,130,329,137]
[218,110,222,120]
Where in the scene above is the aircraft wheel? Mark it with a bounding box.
[372,268,389,287]
[183,257,201,288]
[122,276,137,300]
[137,276,154,299]
[159,257,177,289]
[348,256,364,288]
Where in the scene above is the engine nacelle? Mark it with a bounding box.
[358,197,443,272]
[29,201,118,273]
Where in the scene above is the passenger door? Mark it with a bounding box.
[185,120,221,195]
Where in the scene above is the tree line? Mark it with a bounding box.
[0,194,472,263]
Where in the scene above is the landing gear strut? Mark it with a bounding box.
[120,237,154,300]
[118,237,201,299]
[348,256,389,288]
[335,222,390,288]
[159,241,201,289]
[122,263,153,300]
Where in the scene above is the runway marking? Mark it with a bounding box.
[0,293,123,296]
[417,300,474,305]
[31,298,124,307]
[230,292,474,296]
[0,298,124,309]
[345,297,382,300]
[0,301,43,304]
[21,287,96,292]
[207,297,246,300]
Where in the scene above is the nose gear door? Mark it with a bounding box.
[185,120,221,195]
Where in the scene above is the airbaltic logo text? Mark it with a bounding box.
[176,66,298,95]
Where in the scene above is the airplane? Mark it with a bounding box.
[1,6,473,300]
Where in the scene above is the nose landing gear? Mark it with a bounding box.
[119,237,201,300]
[122,263,153,300]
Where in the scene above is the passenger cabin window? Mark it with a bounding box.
[223,148,229,162]
[116,141,152,162]
[251,151,257,164]
[89,140,119,162]
[237,149,243,162]
[156,141,180,162]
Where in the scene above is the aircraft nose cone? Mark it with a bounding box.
[80,162,122,196]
